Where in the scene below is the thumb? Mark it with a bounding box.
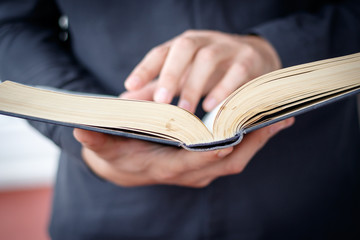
[73,128,112,152]
[230,117,295,162]
[267,117,295,138]
[73,128,126,161]
[249,117,295,149]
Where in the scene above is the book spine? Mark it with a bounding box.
[183,132,243,151]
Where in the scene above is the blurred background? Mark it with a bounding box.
[0,115,59,240]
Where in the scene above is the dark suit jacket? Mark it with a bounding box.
[0,0,359,239]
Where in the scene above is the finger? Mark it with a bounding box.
[203,61,251,112]
[124,43,171,91]
[73,128,121,160]
[178,44,232,112]
[120,80,157,101]
[174,117,295,186]
[81,147,155,187]
[151,146,234,182]
[73,128,107,149]
[153,147,233,187]
[210,117,295,177]
[154,36,206,104]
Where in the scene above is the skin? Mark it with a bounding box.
[73,30,294,188]
[124,30,281,112]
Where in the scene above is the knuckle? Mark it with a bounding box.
[174,36,197,49]
[232,61,249,75]
[182,29,196,36]
[224,161,245,175]
[242,44,256,57]
[198,48,218,62]
[150,45,168,56]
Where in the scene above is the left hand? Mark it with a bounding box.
[73,117,294,188]
[124,30,281,113]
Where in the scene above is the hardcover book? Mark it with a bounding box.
[0,53,359,151]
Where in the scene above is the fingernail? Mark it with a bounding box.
[125,76,141,90]
[178,99,192,112]
[217,147,233,158]
[204,97,218,111]
[154,87,171,103]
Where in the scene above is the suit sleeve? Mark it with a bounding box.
[0,0,108,160]
[250,0,360,67]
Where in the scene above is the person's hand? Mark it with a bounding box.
[74,30,289,188]
[124,30,281,113]
[73,117,294,188]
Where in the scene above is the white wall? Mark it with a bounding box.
[0,115,59,190]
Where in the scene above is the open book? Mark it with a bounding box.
[0,53,359,151]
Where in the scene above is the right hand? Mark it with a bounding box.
[124,30,281,113]
[73,117,294,188]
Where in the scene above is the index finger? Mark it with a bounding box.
[124,43,171,91]
[154,35,207,104]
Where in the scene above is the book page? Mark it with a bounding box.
[0,81,214,145]
[201,101,223,133]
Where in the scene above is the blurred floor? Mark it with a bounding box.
[0,115,59,240]
[0,187,52,240]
